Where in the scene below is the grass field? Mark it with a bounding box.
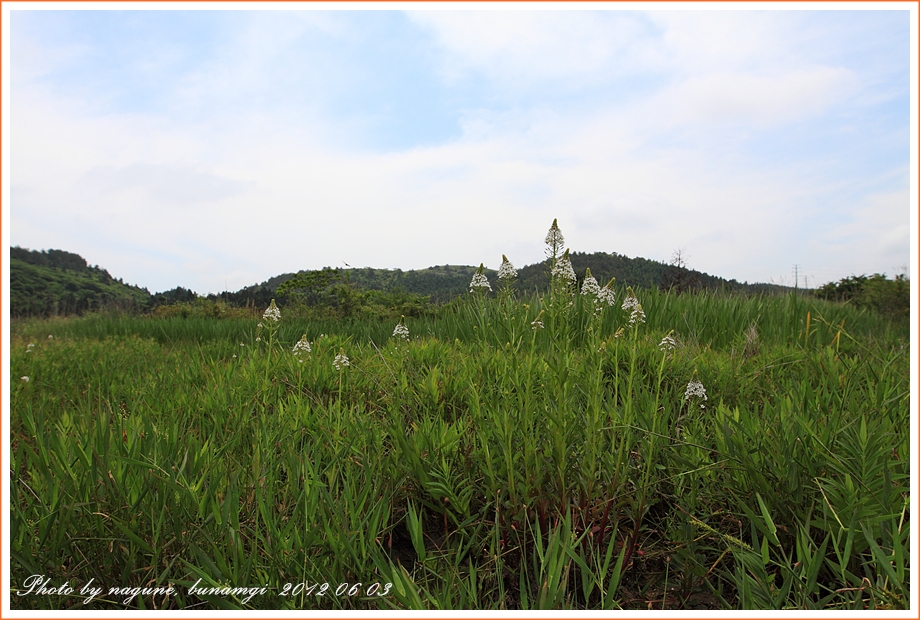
[9,279,911,609]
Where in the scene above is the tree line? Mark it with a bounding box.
[10,245,907,322]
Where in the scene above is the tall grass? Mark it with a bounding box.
[9,285,909,610]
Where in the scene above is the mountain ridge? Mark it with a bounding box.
[10,245,790,317]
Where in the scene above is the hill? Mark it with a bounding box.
[11,245,789,317]
[10,247,150,317]
[260,253,785,305]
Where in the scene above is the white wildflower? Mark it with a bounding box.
[684,379,708,409]
[470,272,491,292]
[581,269,600,296]
[232,354,237,358]
[21,376,29,382]
[293,334,312,354]
[469,263,492,293]
[26,343,34,353]
[262,299,281,323]
[545,218,565,260]
[551,251,576,285]
[255,337,261,342]
[47,335,53,339]
[393,322,409,340]
[597,278,616,307]
[257,323,263,328]
[629,305,646,326]
[659,333,677,352]
[622,287,645,325]
[621,288,639,312]
[333,351,350,370]
[497,254,517,281]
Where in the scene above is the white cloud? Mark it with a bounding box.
[83,163,248,207]
[649,11,800,73]
[409,10,662,89]
[8,8,910,294]
[815,184,911,276]
[657,66,857,129]
[12,76,906,292]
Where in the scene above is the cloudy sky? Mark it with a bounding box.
[7,4,914,294]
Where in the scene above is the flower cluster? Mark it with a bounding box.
[469,263,492,293]
[621,289,639,312]
[597,278,616,307]
[631,306,647,325]
[393,322,409,340]
[469,273,491,292]
[551,251,576,285]
[581,269,615,317]
[333,351,350,370]
[497,254,517,281]
[263,299,281,323]
[621,288,646,325]
[684,379,708,409]
[545,218,565,260]
[580,268,600,296]
[26,343,35,353]
[659,333,677,352]
[293,334,312,355]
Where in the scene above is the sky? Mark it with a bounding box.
[6,3,915,295]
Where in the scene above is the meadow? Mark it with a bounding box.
[9,254,911,610]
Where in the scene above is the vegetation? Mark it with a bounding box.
[11,244,791,320]
[9,223,910,610]
[10,248,150,316]
[814,273,910,323]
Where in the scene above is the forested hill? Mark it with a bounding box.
[515,251,772,295]
[11,245,788,317]
[246,252,782,305]
[10,247,151,316]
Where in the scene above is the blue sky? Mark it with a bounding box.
[7,5,914,294]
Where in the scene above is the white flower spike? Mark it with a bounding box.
[630,305,646,326]
[393,321,410,340]
[469,263,492,293]
[684,379,708,409]
[262,299,281,323]
[597,278,616,307]
[659,333,678,352]
[293,334,312,354]
[545,218,565,260]
[333,351,351,371]
[551,250,576,285]
[497,255,517,281]
[622,287,646,325]
[621,287,639,312]
[581,268,600,296]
